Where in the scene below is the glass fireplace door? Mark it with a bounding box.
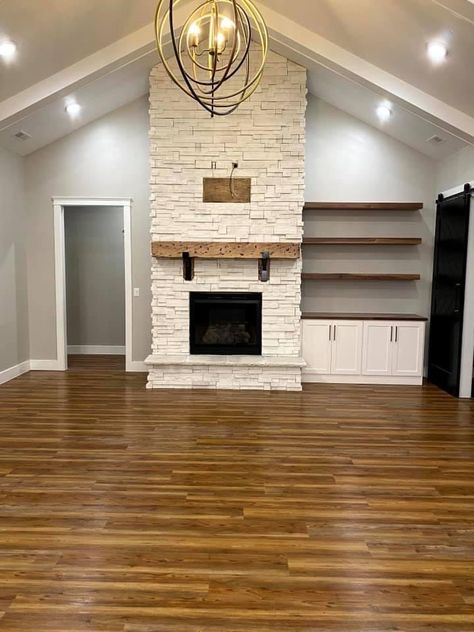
[190,292,262,355]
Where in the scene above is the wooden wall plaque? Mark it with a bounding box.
[203,177,251,203]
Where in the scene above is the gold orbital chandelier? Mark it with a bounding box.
[154,0,268,117]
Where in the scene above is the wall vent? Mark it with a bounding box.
[427,135,445,145]
[14,130,32,141]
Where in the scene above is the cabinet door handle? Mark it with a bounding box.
[395,326,398,343]
[390,326,393,342]
[333,325,336,341]
[328,325,332,341]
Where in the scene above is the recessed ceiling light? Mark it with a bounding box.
[427,40,448,64]
[0,39,16,60]
[65,102,82,118]
[376,104,392,122]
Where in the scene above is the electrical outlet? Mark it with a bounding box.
[232,162,239,169]
[211,161,217,170]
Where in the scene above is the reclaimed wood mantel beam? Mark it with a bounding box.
[151,241,301,259]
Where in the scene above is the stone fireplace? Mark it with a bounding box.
[145,50,307,390]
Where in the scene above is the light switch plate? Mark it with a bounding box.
[133,288,140,297]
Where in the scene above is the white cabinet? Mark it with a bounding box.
[391,323,424,377]
[362,322,425,379]
[331,321,363,375]
[302,320,363,379]
[302,320,332,374]
[303,317,426,385]
[362,322,393,376]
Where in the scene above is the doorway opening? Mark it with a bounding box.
[53,198,132,372]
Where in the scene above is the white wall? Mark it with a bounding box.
[65,206,125,348]
[13,91,443,368]
[303,96,436,318]
[0,146,29,374]
[25,97,150,363]
[436,145,474,193]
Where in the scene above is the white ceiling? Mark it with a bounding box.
[260,0,474,117]
[0,0,473,158]
[0,0,157,101]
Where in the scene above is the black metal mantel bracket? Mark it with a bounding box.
[258,251,270,282]
[182,252,194,281]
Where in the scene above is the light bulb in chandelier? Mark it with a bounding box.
[187,21,201,47]
[215,31,226,54]
[155,0,268,117]
[220,16,235,30]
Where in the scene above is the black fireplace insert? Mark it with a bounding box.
[190,292,262,355]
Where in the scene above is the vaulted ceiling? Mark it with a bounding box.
[261,0,474,117]
[1,0,473,157]
[0,0,157,101]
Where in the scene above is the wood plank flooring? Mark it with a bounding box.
[0,361,473,631]
[67,354,125,372]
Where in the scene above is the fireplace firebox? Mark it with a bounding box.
[190,292,262,355]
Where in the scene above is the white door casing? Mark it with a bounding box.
[53,197,134,372]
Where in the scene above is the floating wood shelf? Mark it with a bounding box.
[302,273,421,281]
[151,241,301,259]
[304,202,423,211]
[303,237,422,246]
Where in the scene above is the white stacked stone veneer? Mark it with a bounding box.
[146,50,307,390]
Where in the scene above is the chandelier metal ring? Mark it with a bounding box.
[155,0,268,116]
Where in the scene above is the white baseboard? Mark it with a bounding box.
[0,360,31,386]
[0,357,148,382]
[302,370,423,386]
[127,361,148,372]
[30,359,63,371]
[68,345,126,355]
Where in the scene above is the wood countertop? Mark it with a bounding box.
[302,312,428,321]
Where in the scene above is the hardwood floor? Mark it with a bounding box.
[0,367,473,631]
[67,354,126,371]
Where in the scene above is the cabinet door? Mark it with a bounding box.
[392,323,425,377]
[362,322,393,376]
[331,321,363,375]
[302,321,332,374]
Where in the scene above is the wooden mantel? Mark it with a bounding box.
[151,241,301,259]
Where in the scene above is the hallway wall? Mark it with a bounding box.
[65,206,125,350]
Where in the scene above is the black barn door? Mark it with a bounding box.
[428,185,472,396]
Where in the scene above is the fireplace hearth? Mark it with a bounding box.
[190,292,262,355]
